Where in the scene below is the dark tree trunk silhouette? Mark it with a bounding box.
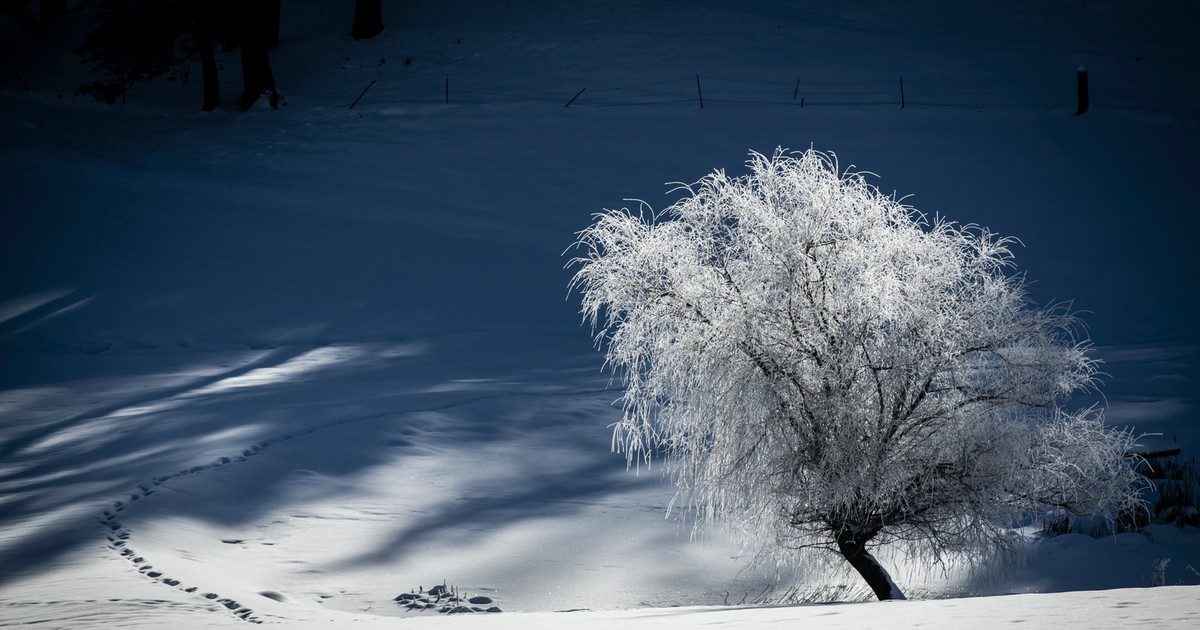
[39,0,67,25]
[237,1,279,111]
[237,45,276,110]
[351,0,384,40]
[197,23,220,111]
[267,0,281,48]
[836,532,906,601]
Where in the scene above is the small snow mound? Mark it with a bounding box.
[259,591,286,602]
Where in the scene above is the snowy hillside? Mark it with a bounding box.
[1,1,1198,627]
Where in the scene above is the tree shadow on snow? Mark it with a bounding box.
[0,305,614,588]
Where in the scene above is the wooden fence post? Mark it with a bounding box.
[1075,66,1089,116]
[565,88,585,108]
[349,79,375,110]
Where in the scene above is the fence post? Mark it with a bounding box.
[899,74,905,109]
[1075,66,1088,116]
[349,79,375,110]
[696,75,704,109]
[565,88,586,108]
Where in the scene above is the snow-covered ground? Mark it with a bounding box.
[2,1,1198,627]
[3,585,1199,629]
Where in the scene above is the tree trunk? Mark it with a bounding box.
[237,2,279,111]
[237,45,277,110]
[39,0,67,25]
[197,10,220,111]
[836,534,906,601]
[267,0,281,49]
[199,37,220,111]
[351,0,384,40]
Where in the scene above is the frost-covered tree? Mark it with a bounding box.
[570,149,1143,600]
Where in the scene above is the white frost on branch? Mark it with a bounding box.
[569,148,1143,577]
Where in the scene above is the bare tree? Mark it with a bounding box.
[570,149,1143,600]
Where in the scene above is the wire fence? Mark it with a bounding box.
[54,69,1200,118]
[335,74,1198,116]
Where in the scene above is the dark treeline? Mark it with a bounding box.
[71,0,287,110]
[1,1,387,111]
[0,0,68,33]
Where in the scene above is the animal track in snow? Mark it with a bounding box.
[98,454,267,624]
[97,387,604,625]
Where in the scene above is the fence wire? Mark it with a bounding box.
[89,72,1200,118]
[344,75,1197,116]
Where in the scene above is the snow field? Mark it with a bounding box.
[2,1,1199,627]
